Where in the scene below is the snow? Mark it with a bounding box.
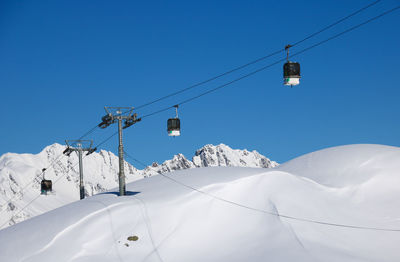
[0,143,276,229]
[192,144,278,168]
[0,144,399,261]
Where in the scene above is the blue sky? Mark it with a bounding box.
[1,0,399,165]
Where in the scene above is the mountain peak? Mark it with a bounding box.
[192,143,278,168]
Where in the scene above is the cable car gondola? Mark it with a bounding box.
[40,168,52,195]
[167,105,180,136]
[283,45,301,87]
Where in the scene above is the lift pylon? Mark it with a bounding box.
[98,107,141,196]
[64,140,96,200]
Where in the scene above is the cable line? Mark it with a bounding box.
[123,151,148,168]
[132,0,381,112]
[290,5,400,59]
[134,49,283,111]
[140,58,284,119]
[95,131,119,149]
[138,4,400,120]
[78,124,99,140]
[290,0,382,47]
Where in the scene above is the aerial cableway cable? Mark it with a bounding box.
[123,151,148,168]
[78,124,100,140]
[95,131,119,149]
[131,0,382,112]
[289,0,382,47]
[137,4,400,120]
[122,151,400,232]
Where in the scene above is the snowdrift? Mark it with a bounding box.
[0,144,399,262]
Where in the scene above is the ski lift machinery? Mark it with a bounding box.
[40,168,52,195]
[283,45,301,87]
[167,105,180,136]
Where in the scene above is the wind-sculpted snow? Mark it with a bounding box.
[277,144,400,187]
[0,144,399,261]
[0,143,276,229]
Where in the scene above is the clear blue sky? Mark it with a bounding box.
[1,0,399,165]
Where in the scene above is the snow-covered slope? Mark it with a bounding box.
[0,143,276,229]
[0,143,142,229]
[0,144,399,261]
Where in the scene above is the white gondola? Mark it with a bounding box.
[167,105,180,136]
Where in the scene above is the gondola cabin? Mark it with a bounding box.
[283,61,300,86]
[41,179,52,195]
[167,118,180,136]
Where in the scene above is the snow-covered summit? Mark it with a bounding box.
[0,143,276,229]
[143,143,277,176]
[192,143,278,168]
[0,144,399,261]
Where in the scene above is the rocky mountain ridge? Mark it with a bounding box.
[144,144,278,176]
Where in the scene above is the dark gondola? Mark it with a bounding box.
[40,168,52,195]
[167,105,180,136]
[41,180,52,195]
[283,45,301,86]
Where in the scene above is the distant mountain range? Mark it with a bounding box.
[0,143,277,229]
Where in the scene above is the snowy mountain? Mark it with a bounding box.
[0,144,399,262]
[0,143,276,229]
[143,144,277,176]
